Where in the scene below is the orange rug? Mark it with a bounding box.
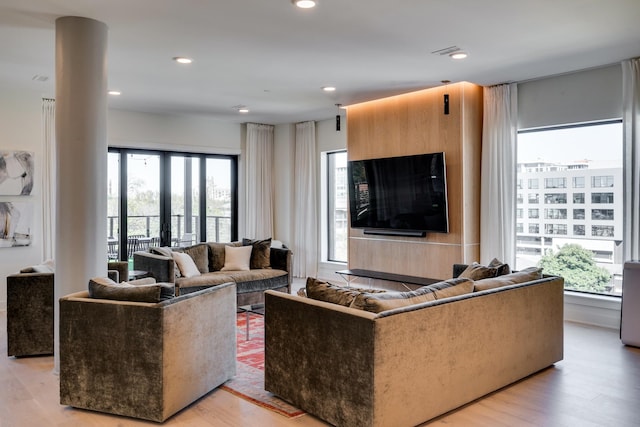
[221,312,305,418]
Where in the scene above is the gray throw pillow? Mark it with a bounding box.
[88,277,174,303]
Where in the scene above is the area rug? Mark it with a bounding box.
[221,312,306,418]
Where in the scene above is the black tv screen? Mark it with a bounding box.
[347,152,449,235]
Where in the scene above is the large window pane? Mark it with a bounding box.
[516,121,623,296]
[107,152,120,260]
[127,153,161,260]
[327,151,348,262]
[171,156,200,246]
[205,158,233,243]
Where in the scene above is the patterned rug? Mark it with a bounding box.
[221,312,306,418]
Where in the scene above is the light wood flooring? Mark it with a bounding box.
[1,301,639,426]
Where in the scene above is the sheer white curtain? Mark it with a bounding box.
[622,57,640,261]
[245,123,274,239]
[42,98,56,261]
[480,84,518,266]
[293,121,317,278]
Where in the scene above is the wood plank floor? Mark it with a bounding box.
[1,310,639,426]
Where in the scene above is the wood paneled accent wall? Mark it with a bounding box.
[346,82,483,280]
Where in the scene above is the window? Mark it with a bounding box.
[516,223,523,233]
[517,208,523,219]
[545,177,566,189]
[107,148,237,262]
[517,120,623,296]
[326,151,348,263]
[592,175,614,188]
[529,224,539,234]
[528,208,539,219]
[517,179,523,189]
[592,209,614,220]
[545,208,567,219]
[528,178,539,189]
[572,176,585,188]
[544,193,567,204]
[517,193,523,204]
[592,192,614,203]
[528,193,539,204]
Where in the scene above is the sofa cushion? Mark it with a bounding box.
[459,262,499,280]
[488,258,511,276]
[207,241,242,271]
[221,245,252,271]
[173,252,201,278]
[242,237,272,269]
[183,244,209,274]
[88,277,174,303]
[306,277,367,307]
[175,272,236,289]
[473,267,543,292]
[428,277,474,299]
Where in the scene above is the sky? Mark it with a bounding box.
[517,122,622,169]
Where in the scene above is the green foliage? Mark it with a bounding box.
[538,244,612,293]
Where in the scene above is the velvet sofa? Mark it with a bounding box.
[133,241,292,306]
[264,269,564,427]
[59,281,237,422]
[6,261,128,357]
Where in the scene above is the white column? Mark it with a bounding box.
[54,16,108,372]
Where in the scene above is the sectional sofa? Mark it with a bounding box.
[133,241,292,306]
[264,267,564,427]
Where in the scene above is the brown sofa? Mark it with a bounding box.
[59,281,237,422]
[133,241,292,306]
[264,271,564,427]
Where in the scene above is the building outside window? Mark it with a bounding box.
[325,151,348,263]
[528,193,539,203]
[528,208,539,219]
[516,121,623,296]
[528,178,538,189]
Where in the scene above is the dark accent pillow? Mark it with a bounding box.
[487,258,511,276]
[183,244,209,273]
[473,267,543,292]
[350,287,437,313]
[88,277,174,303]
[242,238,272,269]
[427,277,474,299]
[208,241,242,271]
[459,262,498,280]
[305,277,365,307]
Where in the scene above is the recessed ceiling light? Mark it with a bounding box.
[292,0,316,9]
[322,86,336,92]
[108,90,121,96]
[173,57,193,64]
[450,52,468,60]
[238,108,250,113]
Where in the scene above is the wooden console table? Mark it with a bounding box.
[336,268,440,290]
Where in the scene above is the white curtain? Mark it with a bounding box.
[480,84,518,266]
[245,123,274,239]
[42,98,56,261]
[622,58,640,261]
[293,121,318,278]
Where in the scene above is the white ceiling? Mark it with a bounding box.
[1,0,639,124]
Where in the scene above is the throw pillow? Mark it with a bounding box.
[88,277,174,303]
[150,246,182,278]
[350,286,437,313]
[172,251,201,278]
[473,266,544,292]
[305,277,365,307]
[242,237,272,269]
[208,241,242,271]
[427,277,474,299]
[183,244,209,273]
[487,258,511,276]
[20,263,55,274]
[220,245,252,271]
[459,262,499,280]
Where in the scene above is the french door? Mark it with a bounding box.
[107,148,238,262]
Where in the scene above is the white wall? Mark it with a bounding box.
[0,85,47,310]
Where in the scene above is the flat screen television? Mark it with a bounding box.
[347,152,449,236]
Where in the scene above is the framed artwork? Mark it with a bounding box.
[0,201,33,247]
[0,150,34,195]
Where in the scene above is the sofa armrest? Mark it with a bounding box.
[270,247,292,285]
[133,251,175,283]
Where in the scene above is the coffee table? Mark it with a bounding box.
[237,304,264,340]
